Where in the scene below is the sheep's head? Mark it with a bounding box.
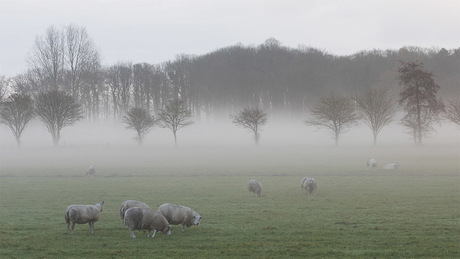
[96,201,104,212]
[192,214,201,226]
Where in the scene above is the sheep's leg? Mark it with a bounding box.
[181,225,185,232]
[71,223,75,234]
[67,223,70,233]
[151,229,157,238]
[89,222,94,234]
[147,230,151,238]
[129,230,136,238]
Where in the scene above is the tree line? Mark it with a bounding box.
[0,25,459,146]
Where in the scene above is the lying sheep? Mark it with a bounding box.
[120,200,150,220]
[86,165,95,177]
[65,201,104,234]
[302,178,317,195]
[367,158,377,169]
[158,203,201,232]
[124,207,171,238]
[384,162,398,170]
[248,179,262,197]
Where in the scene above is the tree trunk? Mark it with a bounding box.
[173,131,177,147]
[254,131,260,146]
[53,134,60,146]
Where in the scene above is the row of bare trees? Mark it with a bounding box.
[1,25,459,147]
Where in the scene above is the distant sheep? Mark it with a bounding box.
[65,201,104,234]
[86,165,95,177]
[248,179,262,197]
[300,177,310,189]
[120,200,150,220]
[158,203,201,232]
[384,163,398,170]
[124,207,171,238]
[302,178,317,195]
[367,159,377,169]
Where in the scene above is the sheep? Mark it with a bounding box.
[86,165,95,177]
[302,178,317,195]
[367,158,377,169]
[123,207,171,238]
[384,162,398,170]
[247,179,262,197]
[300,177,309,189]
[158,203,201,232]
[65,201,104,234]
[120,200,150,220]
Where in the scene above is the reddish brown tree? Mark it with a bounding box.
[398,61,444,144]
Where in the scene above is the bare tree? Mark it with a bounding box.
[157,99,193,146]
[64,25,101,101]
[354,87,395,145]
[444,100,460,126]
[106,62,133,119]
[306,94,359,145]
[398,61,444,144]
[231,106,268,145]
[0,93,34,146]
[35,90,84,146]
[27,26,65,90]
[122,107,156,146]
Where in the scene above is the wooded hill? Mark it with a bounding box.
[176,38,459,117]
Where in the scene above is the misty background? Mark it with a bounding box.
[1,1,459,178]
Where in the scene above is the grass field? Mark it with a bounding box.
[0,145,459,258]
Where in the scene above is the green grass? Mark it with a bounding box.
[0,145,459,258]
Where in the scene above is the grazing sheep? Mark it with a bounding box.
[384,162,398,170]
[158,203,201,232]
[247,179,262,197]
[124,207,171,238]
[65,201,104,234]
[120,200,150,220]
[302,178,317,195]
[86,165,96,177]
[300,177,309,189]
[367,158,377,169]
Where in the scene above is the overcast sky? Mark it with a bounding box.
[1,0,459,76]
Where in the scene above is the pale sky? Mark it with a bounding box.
[1,0,459,76]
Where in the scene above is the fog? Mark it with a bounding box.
[1,116,459,177]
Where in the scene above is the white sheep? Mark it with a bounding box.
[300,177,309,189]
[65,201,104,234]
[302,178,317,195]
[120,200,150,220]
[86,165,96,177]
[247,179,262,197]
[367,158,377,169]
[124,207,171,238]
[384,162,398,170]
[158,203,201,232]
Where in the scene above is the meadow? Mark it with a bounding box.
[0,144,459,258]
